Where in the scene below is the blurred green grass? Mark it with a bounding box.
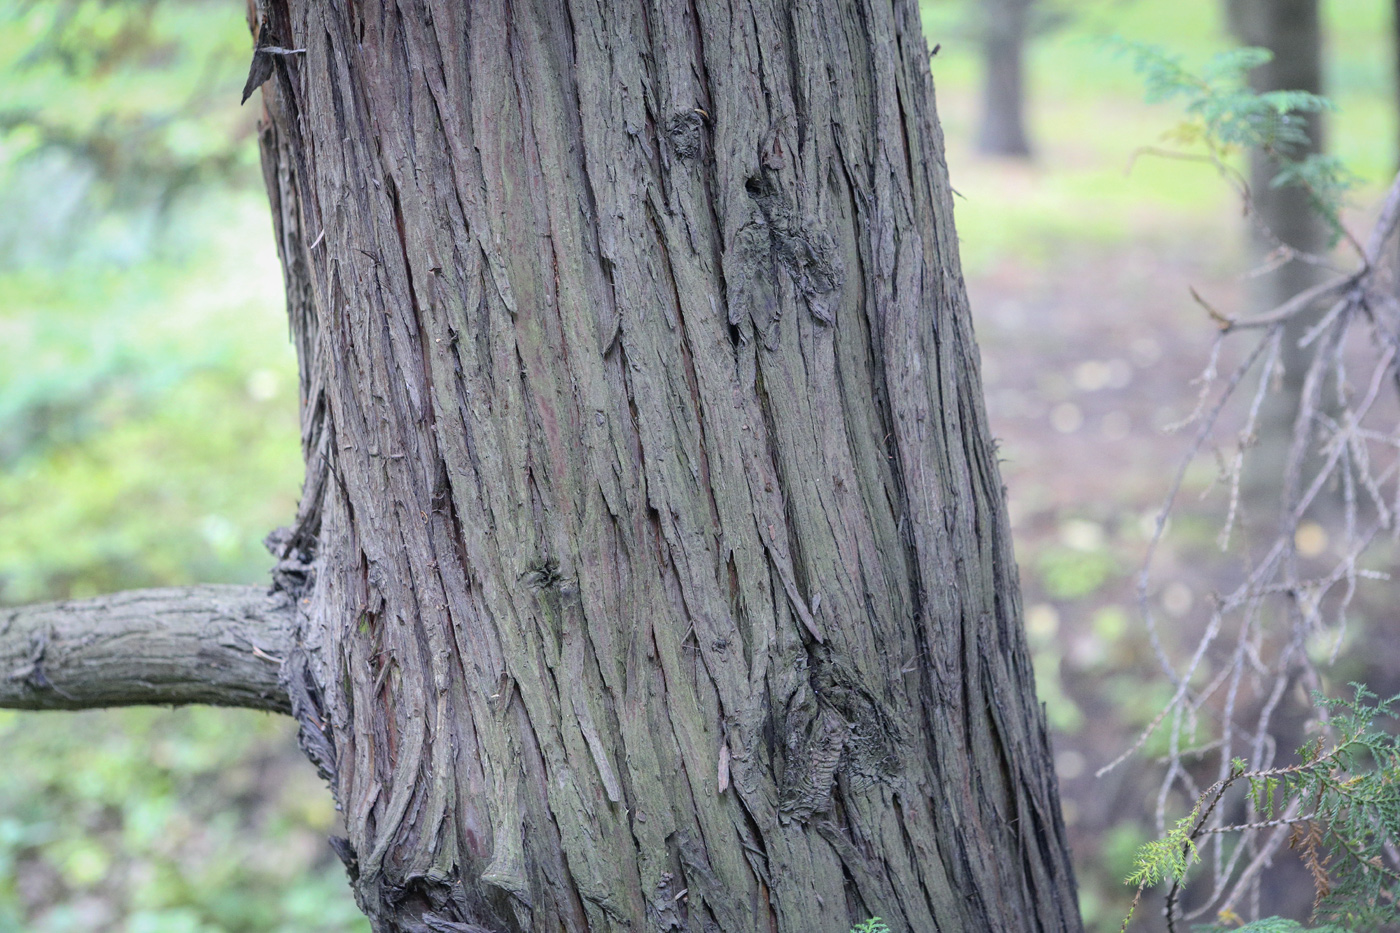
[0,3,363,930]
[0,195,302,605]
[0,707,364,933]
[0,186,365,930]
[922,0,1396,274]
[0,210,364,931]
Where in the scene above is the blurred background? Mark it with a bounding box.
[0,2,361,931]
[0,1,1396,931]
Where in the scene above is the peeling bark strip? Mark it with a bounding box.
[252,1,1081,931]
[0,585,292,713]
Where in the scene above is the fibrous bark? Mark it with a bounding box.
[251,1,1081,931]
[0,585,292,713]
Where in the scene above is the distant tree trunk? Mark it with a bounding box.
[1227,0,1326,278]
[1394,0,1400,170]
[0,2,1083,930]
[1215,10,1332,919]
[1226,0,1327,503]
[977,0,1035,157]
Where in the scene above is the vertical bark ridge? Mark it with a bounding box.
[252,1,1081,930]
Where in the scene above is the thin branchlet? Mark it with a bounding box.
[1116,173,1400,929]
[1111,42,1400,928]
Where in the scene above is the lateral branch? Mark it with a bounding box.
[0,585,294,714]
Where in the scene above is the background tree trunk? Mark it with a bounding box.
[1394,0,1400,171]
[251,1,1081,931]
[1216,8,1330,917]
[977,0,1035,157]
[1225,0,1327,504]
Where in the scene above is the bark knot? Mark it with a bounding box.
[778,651,902,822]
[665,110,706,160]
[727,168,843,348]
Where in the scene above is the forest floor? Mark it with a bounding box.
[951,141,1400,933]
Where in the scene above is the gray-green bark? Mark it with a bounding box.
[0,585,291,713]
[250,1,1080,931]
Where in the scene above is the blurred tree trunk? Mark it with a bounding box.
[1395,0,1400,170]
[1226,0,1327,504]
[977,0,1035,157]
[252,2,1081,931]
[1217,13,1332,922]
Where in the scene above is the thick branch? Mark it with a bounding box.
[1,585,293,714]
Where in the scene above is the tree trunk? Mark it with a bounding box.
[1217,10,1331,917]
[977,0,1034,158]
[1226,0,1326,294]
[1226,0,1328,503]
[248,2,1080,931]
[1394,0,1400,172]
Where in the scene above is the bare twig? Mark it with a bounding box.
[1119,171,1400,924]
